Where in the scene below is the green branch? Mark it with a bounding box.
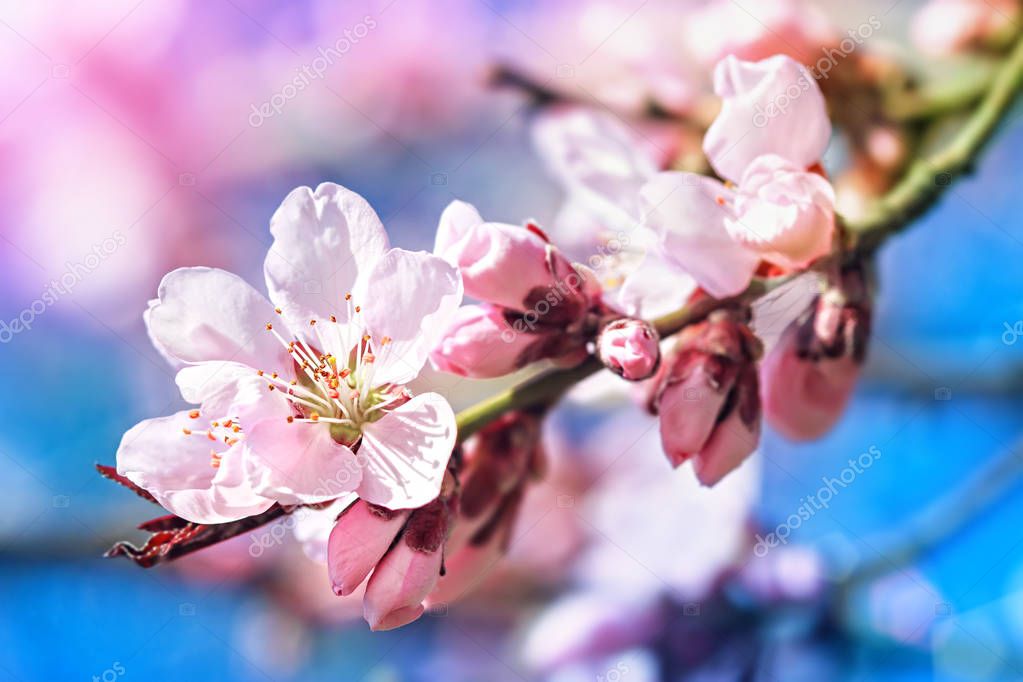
[846,36,1023,253]
[883,64,996,122]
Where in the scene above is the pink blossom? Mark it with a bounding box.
[532,56,835,304]
[725,155,836,269]
[684,0,837,69]
[703,55,832,183]
[643,55,835,296]
[531,107,660,233]
[762,334,860,441]
[499,2,701,118]
[531,107,698,316]
[434,201,577,312]
[428,304,542,379]
[910,0,1019,56]
[117,183,463,523]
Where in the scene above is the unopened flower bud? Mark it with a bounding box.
[430,304,538,378]
[597,318,660,381]
[328,502,410,597]
[363,477,456,631]
[459,412,540,520]
[430,303,591,379]
[796,263,871,362]
[652,307,762,485]
[435,201,588,316]
[763,263,872,441]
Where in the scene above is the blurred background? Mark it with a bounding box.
[2,0,1023,680]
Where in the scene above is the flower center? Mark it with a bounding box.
[261,294,409,446]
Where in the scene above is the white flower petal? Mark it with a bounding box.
[264,183,390,332]
[146,267,285,369]
[641,172,760,298]
[355,249,463,386]
[116,411,273,523]
[357,393,457,509]
[243,420,362,506]
[704,55,831,183]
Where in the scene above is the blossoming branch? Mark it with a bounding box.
[100,32,1023,632]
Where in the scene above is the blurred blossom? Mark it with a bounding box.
[910,0,1020,56]
[0,0,505,325]
[572,408,760,600]
[838,569,946,647]
[522,591,665,673]
[736,545,826,603]
[530,106,698,316]
[312,0,496,136]
[503,0,703,116]
[684,0,838,68]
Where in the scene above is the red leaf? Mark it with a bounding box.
[95,464,159,504]
[105,505,290,568]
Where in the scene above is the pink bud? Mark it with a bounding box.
[657,365,731,468]
[653,308,762,481]
[427,487,523,608]
[430,303,592,379]
[597,318,661,381]
[692,364,760,486]
[434,201,550,309]
[429,304,538,378]
[363,540,441,630]
[327,501,409,597]
[424,536,503,609]
[426,415,539,608]
[762,331,860,441]
[363,494,453,631]
[762,265,869,440]
[434,201,588,315]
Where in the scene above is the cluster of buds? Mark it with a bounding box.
[430,201,606,378]
[762,263,872,441]
[649,307,763,486]
[327,410,545,629]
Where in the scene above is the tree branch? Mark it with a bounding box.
[846,36,1023,253]
[454,277,792,441]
